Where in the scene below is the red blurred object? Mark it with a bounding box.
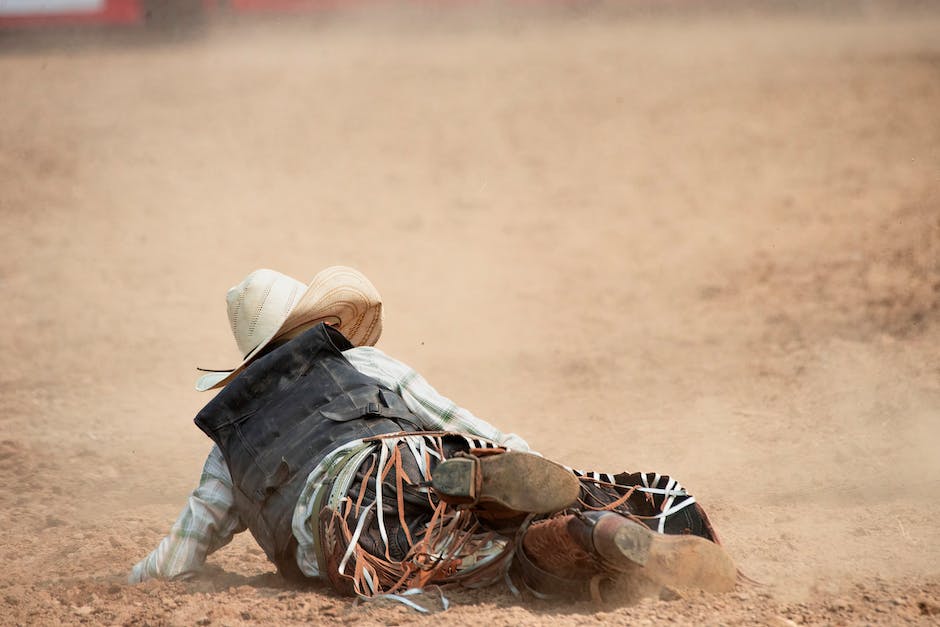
[0,0,580,29]
[0,1,143,26]
[0,0,221,28]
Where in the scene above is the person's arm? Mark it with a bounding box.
[344,346,531,452]
[129,446,246,583]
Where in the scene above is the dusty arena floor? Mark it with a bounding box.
[1,5,939,625]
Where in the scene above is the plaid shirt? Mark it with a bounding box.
[129,347,529,583]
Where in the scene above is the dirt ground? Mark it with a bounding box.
[1,3,939,625]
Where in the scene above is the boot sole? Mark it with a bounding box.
[594,515,737,593]
[432,451,580,514]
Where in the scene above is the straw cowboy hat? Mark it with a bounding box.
[195,266,382,392]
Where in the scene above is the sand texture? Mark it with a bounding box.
[1,5,939,625]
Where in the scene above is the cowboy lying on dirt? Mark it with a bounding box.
[130,266,737,603]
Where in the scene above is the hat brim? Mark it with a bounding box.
[195,369,233,392]
[194,266,382,392]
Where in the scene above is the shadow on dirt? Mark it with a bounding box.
[181,565,309,595]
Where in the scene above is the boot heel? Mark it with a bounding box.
[610,518,654,565]
[431,456,479,504]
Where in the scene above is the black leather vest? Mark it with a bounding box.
[194,323,419,577]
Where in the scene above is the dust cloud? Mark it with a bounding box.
[1,2,938,624]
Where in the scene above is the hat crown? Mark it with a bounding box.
[225,269,307,358]
[196,266,382,392]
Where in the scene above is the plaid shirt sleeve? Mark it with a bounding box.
[128,445,246,583]
[343,347,531,452]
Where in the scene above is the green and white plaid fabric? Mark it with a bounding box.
[129,346,529,583]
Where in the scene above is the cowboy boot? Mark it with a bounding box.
[431,450,580,517]
[520,511,737,599]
